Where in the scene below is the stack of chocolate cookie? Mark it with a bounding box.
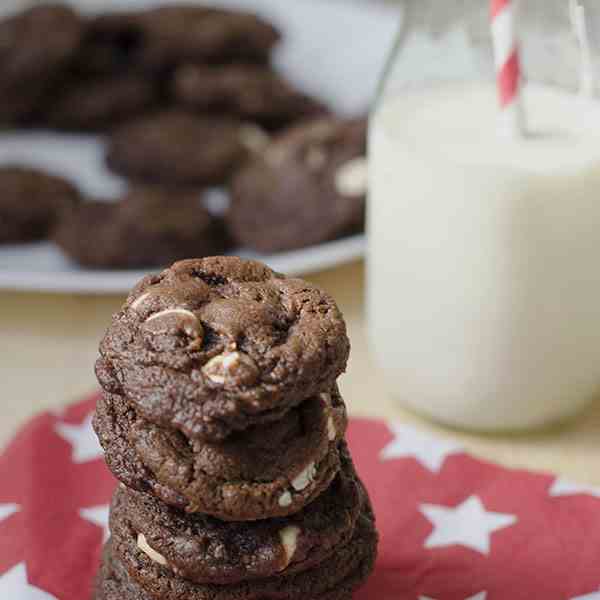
[92,256,378,600]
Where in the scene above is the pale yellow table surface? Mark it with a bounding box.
[2,260,600,486]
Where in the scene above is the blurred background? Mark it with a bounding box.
[3,0,600,491]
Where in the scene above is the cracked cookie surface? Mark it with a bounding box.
[96,256,350,441]
[94,388,346,520]
[108,445,362,584]
[96,500,377,600]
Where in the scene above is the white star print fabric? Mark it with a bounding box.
[0,564,57,599]
[55,413,104,464]
[2,395,600,599]
[548,477,600,499]
[80,505,110,543]
[380,422,463,472]
[420,496,517,554]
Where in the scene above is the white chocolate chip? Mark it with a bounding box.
[239,124,270,152]
[131,292,151,311]
[137,533,167,566]
[145,307,197,323]
[278,526,301,569]
[203,352,237,384]
[327,416,337,441]
[222,352,239,368]
[144,307,203,341]
[291,462,317,491]
[334,156,368,197]
[306,147,327,171]
[278,491,293,507]
[202,351,258,385]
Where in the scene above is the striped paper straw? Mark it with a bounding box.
[491,0,525,136]
[570,0,595,98]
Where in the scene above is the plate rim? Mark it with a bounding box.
[0,235,366,295]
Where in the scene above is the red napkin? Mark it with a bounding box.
[1,394,600,600]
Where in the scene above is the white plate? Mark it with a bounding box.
[0,0,400,294]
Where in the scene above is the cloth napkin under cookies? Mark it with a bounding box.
[1,395,600,600]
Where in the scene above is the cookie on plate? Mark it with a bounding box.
[173,64,329,130]
[0,166,81,244]
[227,117,368,253]
[74,12,146,76]
[108,445,362,583]
[78,6,279,75]
[94,387,347,520]
[106,111,259,186]
[39,73,158,131]
[0,4,84,123]
[97,502,376,600]
[95,256,350,441]
[54,187,229,269]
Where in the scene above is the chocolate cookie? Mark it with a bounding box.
[39,73,157,131]
[98,502,376,600]
[95,257,350,441]
[108,446,362,584]
[54,187,229,269]
[0,5,84,123]
[173,64,328,130]
[75,12,146,76]
[227,117,368,253]
[106,111,257,186]
[94,388,346,520]
[0,166,81,244]
[79,6,279,75]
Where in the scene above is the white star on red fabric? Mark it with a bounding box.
[0,563,57,599]
[55,413,103,463]
[0,503,18,522]
[420,495,517,555]
[421,593,487,600]
[80,505,110,542]
[549,478,600,499]
[380,423,462,472]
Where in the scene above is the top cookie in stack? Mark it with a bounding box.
[95,256,350,444]
[93,257,377,600]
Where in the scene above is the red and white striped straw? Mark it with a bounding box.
[490,0,525,136]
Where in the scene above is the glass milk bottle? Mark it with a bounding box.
[368,0,600,431]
